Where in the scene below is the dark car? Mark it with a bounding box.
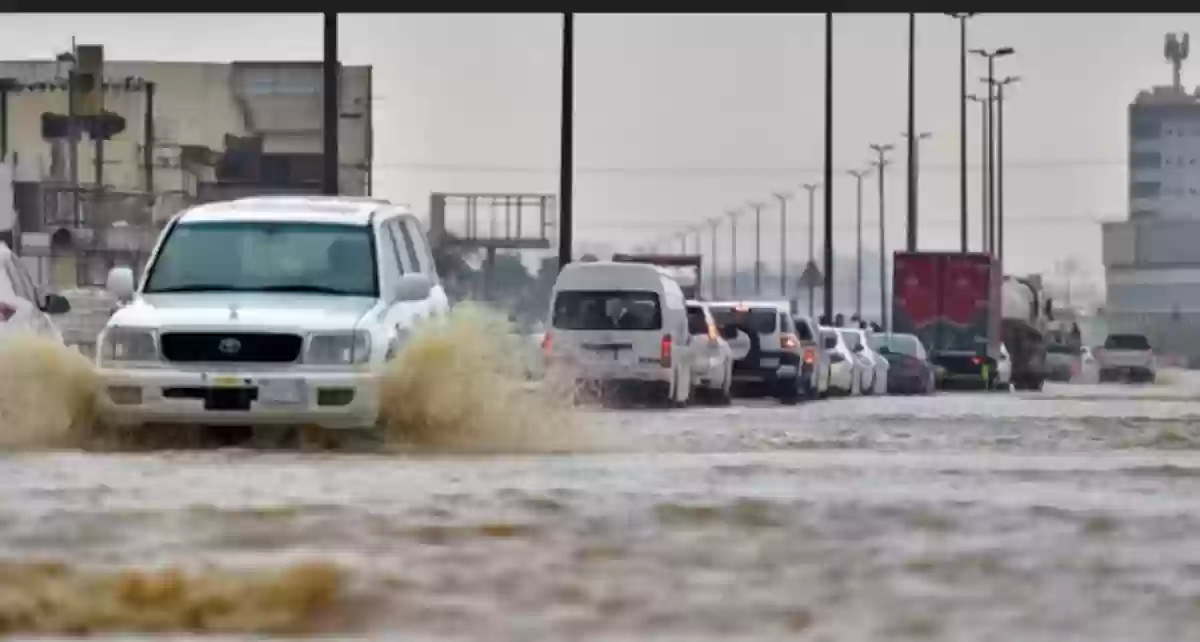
[869,332,937,395]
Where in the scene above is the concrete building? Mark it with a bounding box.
[1102,33,1200,363]
[0,48,372,289]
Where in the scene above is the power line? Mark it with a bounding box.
[372,157,1126,176]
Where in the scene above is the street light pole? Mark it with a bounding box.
[709,217,721,299]
[967,94,989,252]
[557,12,576,271]
[801,183,820,316]
[848,168,870,319]
[901,131,933,251]
[992,75,1019,268]
[947,13,977,252]
[870,143,895,330]
[823,11,835,324]
[749,201,766,295]
[905,12,917,255]
[727,209,741,298]
[773,192,793,299]
[970,45,1014,256]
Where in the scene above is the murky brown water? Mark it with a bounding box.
[2,314,1200,640]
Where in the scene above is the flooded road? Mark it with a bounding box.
[4,378,1200,640]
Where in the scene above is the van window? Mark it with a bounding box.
[709,307,778,334]
[686,306,708,335]
[552,290,662,331]
[1104,333,1151,350]
[792,317,815,341]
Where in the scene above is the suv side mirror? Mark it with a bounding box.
[106,266,135,302]
[393,273,433,302]
[40,292,71,315]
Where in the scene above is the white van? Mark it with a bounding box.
[543,261,694,406]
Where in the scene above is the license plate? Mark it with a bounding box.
[258,379,307,406]
[209,374,245,388]
[759,357,779,368]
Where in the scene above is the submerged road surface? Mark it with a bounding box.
[4,378,1200,641]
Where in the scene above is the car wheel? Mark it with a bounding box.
[777,376,801,405]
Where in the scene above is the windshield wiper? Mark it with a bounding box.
[146,284,244,293]
[258,284,360,296]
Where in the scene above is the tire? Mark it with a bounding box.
[778,376,801,405]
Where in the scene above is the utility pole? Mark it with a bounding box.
[709,217,721,299]
[773,192,792,299]
[947,13,977,252]
[967,94,989,252]
[870,143,895,330]
[727,209,741,297]
[322,13,340,196]
[801,183,820,316]
[970,45,1014,255]
[905,13,917,254]
[749,201,766,295]
[848,168,870,319]
[902,131,932,251]
[822,12,835,323]
[557,13,575,271]
[992,75,1019,268]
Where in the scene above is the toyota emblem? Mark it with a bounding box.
[217,337,242,355]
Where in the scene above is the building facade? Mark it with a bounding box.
[1103,42,1200,363]
[0,51,372,288]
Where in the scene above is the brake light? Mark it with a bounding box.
[803,346,816,364]
[780,333,799,350]
[541,332,553,356]
[661,334,672,367]
[0,302,14,322]
[971,356,983,366]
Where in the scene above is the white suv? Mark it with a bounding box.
[94,196,450,432]
[0,242,72,344]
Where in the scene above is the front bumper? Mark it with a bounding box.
[96,365,380,430]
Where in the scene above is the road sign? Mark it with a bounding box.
[798,260,824,289]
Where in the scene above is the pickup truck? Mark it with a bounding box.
[1096,333,1157,383]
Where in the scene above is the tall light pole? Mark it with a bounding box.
[970,45,1015,256]
[727,209,742,297]
[905,13,917,254]
[773,192,793,299]
[901,131,933,251]
[991,75,1019,268]
[708,217,721,299]
[823,12,835,323]
[801,183,821,316]
[322,13,340,196]
[870,143,895,329]
[749,201,767,295]
[848,168,870,319]
[947,13,977,252]
[967,93,990,252]
[557,13,576,271]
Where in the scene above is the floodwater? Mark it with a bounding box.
[2,315,1200,640]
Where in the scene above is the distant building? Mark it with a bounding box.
[0,48,372,287]
[1103,33,1200,363]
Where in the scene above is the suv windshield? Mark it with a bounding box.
[144,221,378,297]
[552,290,662,330]
[1104,334,1151,351]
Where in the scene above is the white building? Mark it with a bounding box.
[1103,33,1200,362]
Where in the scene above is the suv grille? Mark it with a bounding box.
[160,332,303,363]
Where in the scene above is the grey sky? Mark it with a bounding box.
[2,12,1194,292]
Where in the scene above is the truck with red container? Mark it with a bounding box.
[891,251,1000,390]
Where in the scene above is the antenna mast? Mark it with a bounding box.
[1165,32,1190,91]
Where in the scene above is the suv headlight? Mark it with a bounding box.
[306,331,372,365]
[97,328,159,364]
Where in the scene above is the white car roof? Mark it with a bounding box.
[707,300,790,312]
[177,196,403,226]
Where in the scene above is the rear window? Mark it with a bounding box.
[869,333,922,357]
[552,290,662,331]
[710,307,778,334]
[686,306,708,335]
[1104,334,1151,351]
[791,317,815,342]
[838,330,862,351]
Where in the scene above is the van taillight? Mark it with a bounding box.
[541,332,553,356]
[0,303,13,322]
[661,334,672,367]
[780,334,799,350]
[971,356,983,366]
[803,346,816,363]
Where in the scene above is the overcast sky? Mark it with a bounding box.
[2,12,1194,295]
